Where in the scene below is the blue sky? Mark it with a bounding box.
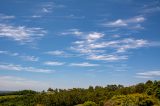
[0,0,160,91]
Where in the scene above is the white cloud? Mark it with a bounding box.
[71,36,150,61]
[0,24,46,43]
[86,38,148,52]
[45,50,65,55]
[20,55,39,62]
[61,30,104,42]
[69,62,99,67]
[0,76,50,91]
[86,32,104,42]
[116,38,148,52]
[0,64,22,71]
[68,29,155,62]
[105,19,127,27]
[41,3,53,13]
[61,29,83,36]
[42,8,50,13]
[64,14,85,19]
[142,6,160,13]
[136,71,160,79]
[71,46,105,54]
[137,71,160,76]
[39,2,65,14]
[31,15,42,18]
[70,32,106,54]
[0,14,15,20]
[45,50,74,57]
[0,50,8,54]
[0,63,53,73]
[126,16,145,23]
[103,16,145,28]
[87,54,128,61]
[62,28,158,62]
[44,61,65,66]
[0,50,39,62]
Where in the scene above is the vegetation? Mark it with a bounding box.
[0,80,160,106]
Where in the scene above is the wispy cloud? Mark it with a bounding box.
[0,50,18,56]
[0,14,15,20]
[0,76,50,91]
[67,26,160,63]
[42,8,50,13]
[86,32,104,43]
[20,55,39,62]
[33,2,65,17]
[114,38,148,53]
[45,50,74,57]
[69,62,99,67]
[61,29,83,36]
[31,15,42,18]
[103,16,145,29]
[45,50,64,55]
[0,23,46,44]
[40,2,56,13]
[44,61,65,66]
[70,30,152,61]
[63,14,85,19]
[87,54,128,61]
[136,71,160,78]
[0,63,53,73]
[140,1,160,14]
[142,6,160,13]
[0,50,39,62]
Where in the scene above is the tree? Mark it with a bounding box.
[146,80,153,87]
[47,88,54,92]
[135,83,145,93]
[156,88,160,99]
[83,101,97,106]
[146,88,153,95]
[88,86,94,91]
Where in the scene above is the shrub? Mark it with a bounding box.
[83,101,97,106]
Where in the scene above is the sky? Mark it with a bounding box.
[0,0,160,91]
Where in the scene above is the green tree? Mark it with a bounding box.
[156,88,160,99]
[83,101,97,106]
[47,88,54,92]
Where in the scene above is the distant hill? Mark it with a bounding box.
[0,91,14,94]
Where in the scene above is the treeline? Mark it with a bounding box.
[0,90,37,96]
[0,80,160,106]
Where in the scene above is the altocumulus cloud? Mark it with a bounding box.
[69,30,153,61]
[0,50,39,62]
[0,63,54,73]
[136,71,160,78]
[0,23,46,44]
[103,16,145,29]
[0,13,15,20]
[69,62,99,67]
[44,61,65,66]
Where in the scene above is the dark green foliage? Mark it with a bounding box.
[105,94,157,106]
[83,101,97,106]
[156,88,160,99]
[146,88,153,95]
[47,88,54,92]
[0,90,37,96]
[135,83,146,93]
